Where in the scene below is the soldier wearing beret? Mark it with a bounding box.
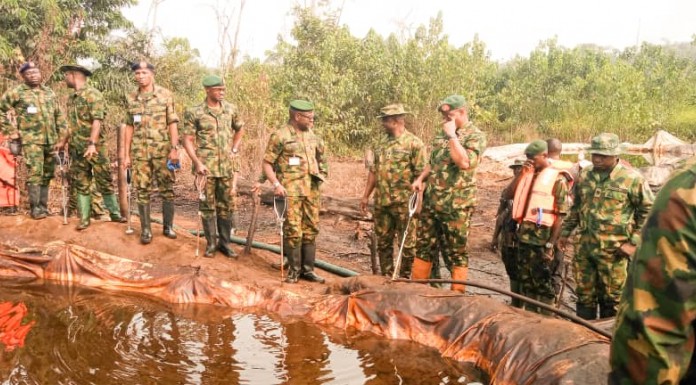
[262,100,328,283]
[609,157,696,385]
[411,95,487,292]
[182,75,245,258]
[509,140,571,313]
[559,133,654,319]
[490,159,525,307]
[0,61,68,219]
[55,64,124,230]
[123,61,180,244]
[360,103,425,278]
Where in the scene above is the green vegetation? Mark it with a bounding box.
[1,2,695,159]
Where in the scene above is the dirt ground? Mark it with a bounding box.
[0,157,577,312]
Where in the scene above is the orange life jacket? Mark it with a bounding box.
[512,167,571,227]
[0,141,19,208]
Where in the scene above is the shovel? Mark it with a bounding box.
[392,192,419,280]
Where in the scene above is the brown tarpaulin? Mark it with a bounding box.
[0,241,610,384]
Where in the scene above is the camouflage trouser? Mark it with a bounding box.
[500,244,520,281]
[23,143,55,186]
[374,204,418,278]
[417,207,473,268]
[283,186,320,249]
[574,235,628,314]
[69,149,115,195]
[518,242,556,310]
[199,176,235,220]
[133,156,175,204]
[68,179,105,216]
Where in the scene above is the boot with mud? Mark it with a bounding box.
[28,185,45,219]
[285,246,301,284]
[162,201,177,239]
[201,216,217,258]
[138,203,152,244]
[103,194,126,223]
[38,185,50,216]
[300,243,325,283]
[576,303,597,320]
[216,217,237,259]
[76,193,91,230]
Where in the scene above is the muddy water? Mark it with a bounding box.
[0,280,486,385]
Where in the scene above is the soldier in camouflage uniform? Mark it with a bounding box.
[123,62,180,244]
[55,64,124,230]
[0,62,68,219]
[262,100,328,284]
[560,133,654,319]
[609,157,696,385]
[411,95,487,292]
[359,104,425,278]
[491,159,524,307]
[182,75,245,258]
[513,140,570,314]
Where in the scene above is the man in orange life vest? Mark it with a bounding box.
[512,140,571,313]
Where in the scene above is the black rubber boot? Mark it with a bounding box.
[202,216,217,258]
[39,185,50,216]
[76,193,91,230]
[138,203,152,244]
[576,303,597,320]
[300,243,325,283]
[28,185,45,219]
[599,301,618,318]
[216,217,237,259]
[162,201,177,239]
[103,194,126,223]
[509,279,522,308]
[285,246,301,284]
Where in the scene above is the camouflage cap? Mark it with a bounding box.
[202,75,223,87]
[588,133,622,156]
[18,62,38,74]
[289,99,314,111]
[376,103,410,118]
[509,158,525,168]
[525,140,548,157]
[438,94,467,112]
[59,64,92,76]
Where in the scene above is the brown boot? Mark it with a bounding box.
[410,258,432,280]
[451,265,468,293]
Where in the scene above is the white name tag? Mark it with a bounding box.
[27,105,38,114]
[133,114,142,123]
[289,156,301,166]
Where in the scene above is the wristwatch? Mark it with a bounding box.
[544,242,553,249]
[273,181,280,188]
[87,140,96,146]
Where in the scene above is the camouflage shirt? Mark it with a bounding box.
[263,124,328,197]
[609,158,696,385]
[370,130,425,207]
[66,86,106,154]
[561,162,654,247]
[125,85,179,159]
[0,83,67,145]
[424,122,486,213]
[517,173,570,246]
[182,100,244,177]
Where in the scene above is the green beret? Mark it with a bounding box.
[289,99,314,111]
[202,75,223,87]
[438,95,467,112]
[525,140,548,157]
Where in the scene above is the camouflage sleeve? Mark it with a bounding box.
[85,88,106,121]
[629,177,655,246]
[412,139,426,177]
[231,108,244,132]
[316,136,328,180]
[53,92,68,139]
[165,93,180,125]
[553,175,570,215]
[181,109,196,137]
[368,148,377,173]
[609,163,696,385]
[561,181,581,237]
[262,131,282,165]
[463,131,487,169]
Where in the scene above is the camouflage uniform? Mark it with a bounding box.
[517,173,569,313]
[183,100,243,257]
[561,162,654,319]
[125,85,179,204]
[608,158,696,385]
[371,130,425,278]
[263,123,328,281]
[0,83,67,217]
[418,123,486,270]
[493,180,521,305]
[65,85,123,225]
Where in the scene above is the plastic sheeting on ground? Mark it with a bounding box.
[0,241,610,385]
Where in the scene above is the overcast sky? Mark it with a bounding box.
[121,0,696,67]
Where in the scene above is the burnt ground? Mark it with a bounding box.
[1,157,577,312]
